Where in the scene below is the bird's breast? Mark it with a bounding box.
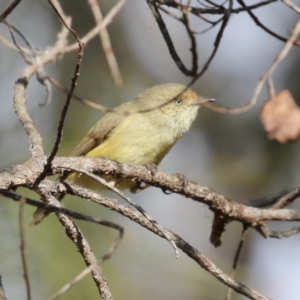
[86,113,176,165]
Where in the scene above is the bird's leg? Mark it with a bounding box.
[130,164,158,193]
[162,173,187,195]
[175,173,187,192]
[145,163,158,176]
[130,181,150,193]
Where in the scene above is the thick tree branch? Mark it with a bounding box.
[2,156,300,225]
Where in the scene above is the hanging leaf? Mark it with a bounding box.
[260,90,300,143]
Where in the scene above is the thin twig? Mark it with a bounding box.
[0,275,7,300]
[204,18,300,114]
[48,76,110,112]
[2,187,268,300]
[58,182,270,300]
[147,0,197,76]
[87,0,123,86]
[282,0,300,14]
[49,156,300,223]
[4,20,35,63]
[237,0,300,46]
[225,226,249,300]
[47,261,103,300]
[244,188,297,208]
[66,0,126,52]
[256,188,300,238]
[36,66,53,106]
[4,22,54,107]
[0,0,22,22]
[63,167,180,258]
[19,198,31,300]
[11,16,70,161]
[258,226,300,238]
[188,0,233,85]
[35,0,85,184]
[0,34,28,52]
[48,233,122,300]
[2,191,124,232]
[4,189,123,300]
[159,6,182,21]
[182,1,198,74]
[38,191,114,300]
[162,0,280,16]
[266,76,275,99]
[271,188,300,209]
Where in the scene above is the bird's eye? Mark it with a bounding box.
[175,98,182,105]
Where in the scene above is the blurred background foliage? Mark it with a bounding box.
[1,0,300,299]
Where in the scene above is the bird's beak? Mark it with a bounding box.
[191,97,215,106]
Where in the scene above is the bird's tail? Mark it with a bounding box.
[31,192,66,225]
[31,171,68,226]
[31,207,50,225]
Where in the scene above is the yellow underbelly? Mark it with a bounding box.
[68,115,174,192]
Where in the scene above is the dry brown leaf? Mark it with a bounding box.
[260,89,300,143]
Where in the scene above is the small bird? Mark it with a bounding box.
[32,83,212,224]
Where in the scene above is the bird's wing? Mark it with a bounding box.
[70,110,126,156]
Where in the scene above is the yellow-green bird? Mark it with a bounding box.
[32,83,212,224]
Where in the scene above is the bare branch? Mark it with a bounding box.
[87,0,123,86]
[190,0,233,83]
[48,76,110,112]
[36,0,85,185]
[38,189,114,300]
[282,0,300,13]
[147,0,198,76]
[0,0,22,22]
[225,226,249,300]
[158,0,278,16]
[62,166,180,258]
[18,198,31,300]
[271,188,300,209]
[2,156,300,226]
[244,188,298,208]
[2,191,124,234]
[2,186,268,300]
[59,181,270,300]
[48,230,123,300]
[204,18,300,114]
[65,0,126,52]
[237,0,300,46]
[182,2,198,74]
[0,275,7,300]
[48,156,300,224]
[258,225,300,238]
[11,20,69,160]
